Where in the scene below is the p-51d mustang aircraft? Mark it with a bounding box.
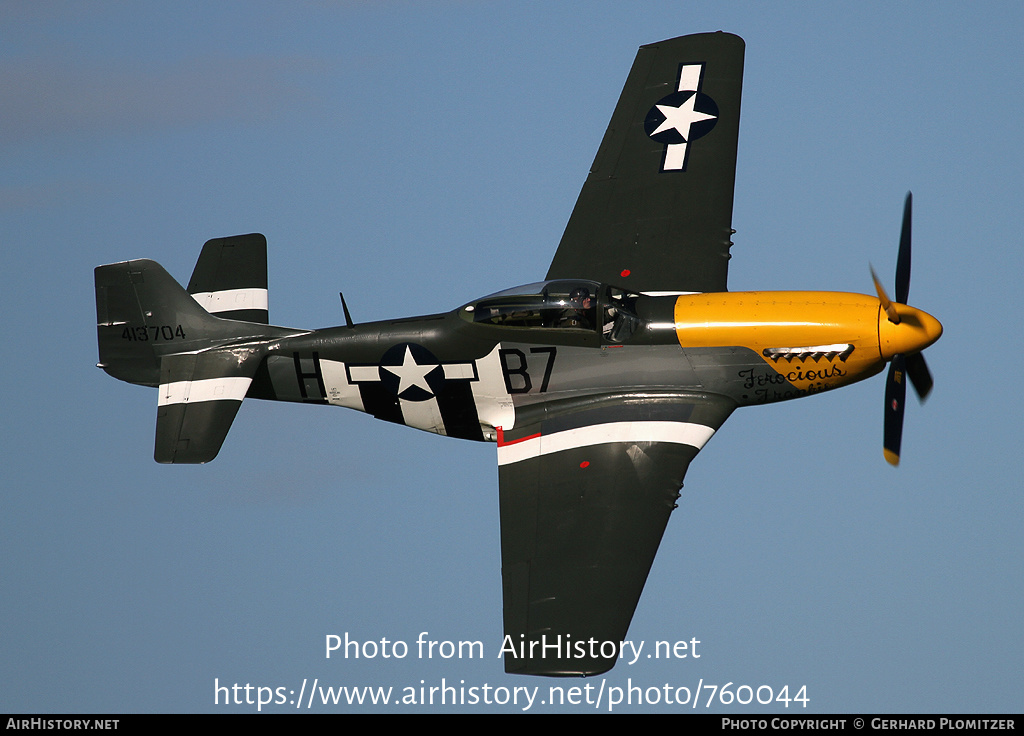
[95,32,941,677]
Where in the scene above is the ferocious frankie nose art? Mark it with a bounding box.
[95,32,942,677]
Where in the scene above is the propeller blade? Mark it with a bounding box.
[871,265,900,324]
[879,193,936,466]
[905,352,933,402]
[896,192,912,304]
[883,354,907,466]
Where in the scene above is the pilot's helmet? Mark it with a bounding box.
[569,287,592,306]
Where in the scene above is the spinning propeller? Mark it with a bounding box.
[870,193,941,466]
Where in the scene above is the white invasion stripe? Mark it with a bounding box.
[399,396,446,436]
[497,421,716,466]
[158,377,252,406]
[192,288,268,314]
[470,345,515,434]
[318,359,365,411]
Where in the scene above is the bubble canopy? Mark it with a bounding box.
[462,280,641,342]
[463,280,600,329]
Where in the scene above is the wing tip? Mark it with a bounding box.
[640,31,745,50]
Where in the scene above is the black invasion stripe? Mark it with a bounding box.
[210,308,269,323]
[357,383,404,425]
[435,381,484,441]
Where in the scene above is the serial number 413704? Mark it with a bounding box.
[121,325,186,342]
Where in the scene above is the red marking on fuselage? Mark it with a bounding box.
[496,426,542,447]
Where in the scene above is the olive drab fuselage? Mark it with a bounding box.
[244,283,940,440]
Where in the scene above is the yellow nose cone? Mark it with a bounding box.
[878,305,943,360]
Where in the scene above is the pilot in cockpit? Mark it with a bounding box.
[558,287,594,329]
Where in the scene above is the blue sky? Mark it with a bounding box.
[2,1,1022,713]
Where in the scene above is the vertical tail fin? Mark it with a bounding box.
[95,258,233,387]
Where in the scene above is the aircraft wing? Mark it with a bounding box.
[546,32,744,294]
[496,392,735,675]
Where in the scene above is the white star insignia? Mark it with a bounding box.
[382,346,437,396]
[651,93,717,141]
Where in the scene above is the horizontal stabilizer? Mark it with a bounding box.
[188,233,269,324]
[155,349,262,463]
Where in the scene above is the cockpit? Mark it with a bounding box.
[462,280,642,343]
